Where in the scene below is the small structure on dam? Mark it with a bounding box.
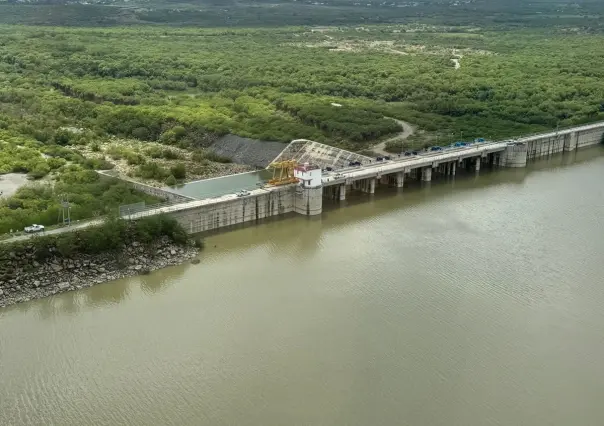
[293,162,323,216]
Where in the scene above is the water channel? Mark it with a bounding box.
[1,147,604,426]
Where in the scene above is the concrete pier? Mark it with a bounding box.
[422,167,432,182]
[339,184,346,201]
[396,172,404,188]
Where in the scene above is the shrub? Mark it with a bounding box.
[204,151,232,163]
[28,163,51,179]
[191,150,205,163]
[145,146,163,158]
[83,157,114,170]
[162,148,181,160]
[170,163,186,180]
[125,152,146,165]
[132,127,150,140]
[136,161,168,180]
[165,175,177,186]
[384,140,404,154]
[47,157,67,170]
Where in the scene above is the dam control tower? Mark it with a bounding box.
[294,162,323,216]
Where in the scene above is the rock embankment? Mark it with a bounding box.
[0,237,199,308]
[210,134,288,168]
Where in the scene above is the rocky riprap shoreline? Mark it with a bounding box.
[0,237,199,308]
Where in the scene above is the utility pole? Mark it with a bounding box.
[60,195,71,227]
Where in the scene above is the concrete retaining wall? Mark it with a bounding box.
[168,186,295,233]
[97,171,195,203]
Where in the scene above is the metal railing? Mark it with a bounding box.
[119,199,193,219]
[510,120,604,141]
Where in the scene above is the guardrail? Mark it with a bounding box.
[119,199,192,219]
[509,120,604,141]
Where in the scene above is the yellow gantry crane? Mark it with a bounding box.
[267,160,299,186]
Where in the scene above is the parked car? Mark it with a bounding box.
[24,224,45,233]
[236,190,251,198]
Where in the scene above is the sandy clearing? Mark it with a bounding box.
[0,173,29,198]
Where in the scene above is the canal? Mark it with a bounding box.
[1,147,603,426]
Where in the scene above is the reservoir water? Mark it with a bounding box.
[1,147,604,426]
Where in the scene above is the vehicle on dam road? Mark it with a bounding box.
[24,224,45,233]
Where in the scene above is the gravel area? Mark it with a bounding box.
[210,135,288,168]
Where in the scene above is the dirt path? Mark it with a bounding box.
[451,49,463,70]
[372,118,416,155]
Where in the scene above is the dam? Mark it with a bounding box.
[123,121,604,233]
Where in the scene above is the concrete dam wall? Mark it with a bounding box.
[129,121,604,235]
[167,187,296,234]
[520,122,604,161]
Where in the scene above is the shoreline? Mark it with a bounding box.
[0,237,199,309]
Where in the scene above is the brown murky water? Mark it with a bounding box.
[1,147,604,426]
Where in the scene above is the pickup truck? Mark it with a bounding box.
[24,224,45,233]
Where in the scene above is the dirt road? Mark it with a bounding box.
[1,219,104,244]
[373,118,415,155]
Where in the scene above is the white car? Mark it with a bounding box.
[236,190,251,198]
[24,224,45,233]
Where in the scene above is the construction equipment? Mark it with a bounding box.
[267,160,299,186]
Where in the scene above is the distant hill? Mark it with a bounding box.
[0,0,603,28]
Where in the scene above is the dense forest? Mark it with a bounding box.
[1,2,604,233]
[1,25,603,148]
